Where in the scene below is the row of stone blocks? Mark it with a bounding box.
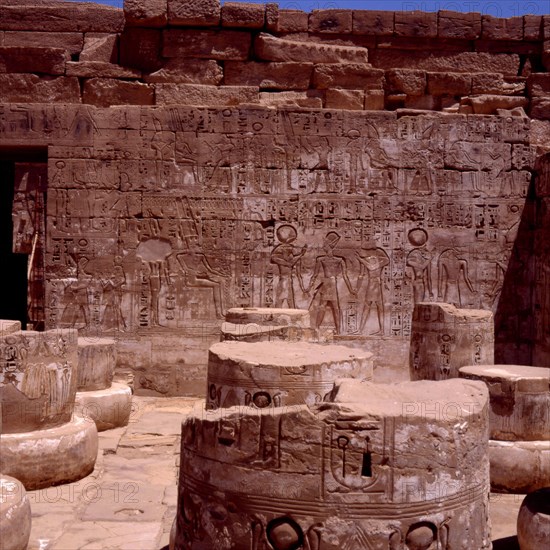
[170,305,550,549]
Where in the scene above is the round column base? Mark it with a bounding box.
[75,383,133,432]
[489,439,550,493]
[517,487,550,550]
[0,475,31,550]
[0,415,98,490]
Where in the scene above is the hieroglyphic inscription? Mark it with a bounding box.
[0,106,532,354]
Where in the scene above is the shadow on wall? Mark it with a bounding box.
[494,154,550,365]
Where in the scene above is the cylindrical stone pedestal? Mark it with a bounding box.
[0,415,98,491]
[207,341,373,409]
[0,328,79,433]
[0,475,31,550]
[177,378,491,549]
[75,337,132,431]
[77,337,116,391]
[410,302,494,380]
[75,382,132,431]
[517,487,550,550]
[460,365,550,493]
[0,325,98,489]
[221,307,316,343]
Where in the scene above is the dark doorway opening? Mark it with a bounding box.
[0,149,48,329]
[0,161,27,326]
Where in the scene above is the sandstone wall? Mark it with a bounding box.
[1,1,549,394]
[0,1,547,120]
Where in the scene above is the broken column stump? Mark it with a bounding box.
[207,340,373,409]
[0,323,98,490]
[75,337,132,431]
[176,377,491,548]
[460,364,550,493]
[410,302,494,380]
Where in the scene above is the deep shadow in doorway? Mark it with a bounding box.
[0,149,47,329]
[0,160,27,327]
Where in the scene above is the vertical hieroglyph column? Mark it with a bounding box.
[410,302,494,380]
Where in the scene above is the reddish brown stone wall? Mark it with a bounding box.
[0,1,547,118]
[1,1,549,395]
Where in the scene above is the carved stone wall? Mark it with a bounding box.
[1,1,549,394]
[0,102,539,394]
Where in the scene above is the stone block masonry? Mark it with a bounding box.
[0,0,548,394]
[0,1,546,116]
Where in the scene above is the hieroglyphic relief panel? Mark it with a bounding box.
[36,108,532,360]
[0,104,535,380]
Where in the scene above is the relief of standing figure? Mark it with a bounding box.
[306,232,356,334]
[356,244,390,335]
[270,224,307,309]
[438,248,475,307]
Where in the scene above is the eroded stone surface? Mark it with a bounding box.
[410,303,494,381]
[489,440,550,494]
[207,340,373,408]
[77,337,116,391]
[75,382,133,432]
[460,364,550,441]
[125,0,167,28]
[221,307,317,343]
[255,33,369,64]
[168,0,221,27]
[517,488,550,550]
[0,475,31,550]
[0,415,98,490]
[0,327,79,433]
[177,378,491,549]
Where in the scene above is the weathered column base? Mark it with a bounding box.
[0,475,31,550]
[75,382,133,432]
[489,440,550,493]
[0,415,98,490]
[517,487,550,550]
